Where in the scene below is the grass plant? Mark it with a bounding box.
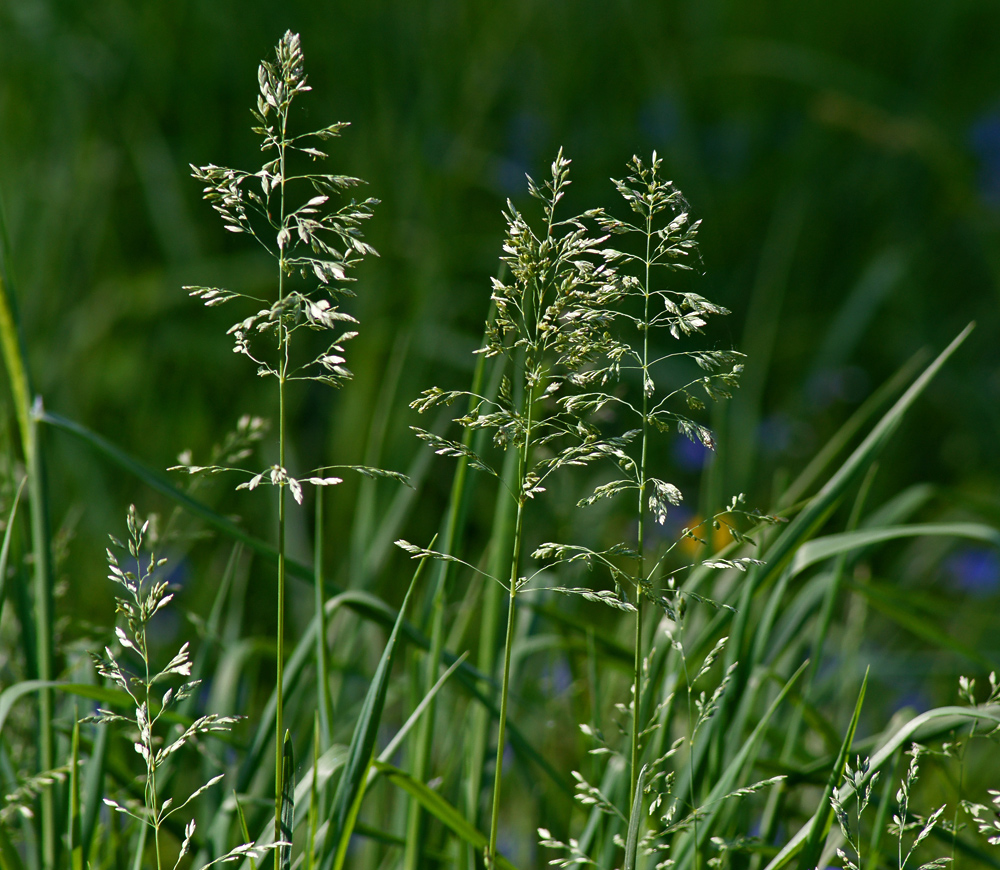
[1,26,1000,870]
[89,506,274,870]
[177,30,393,848]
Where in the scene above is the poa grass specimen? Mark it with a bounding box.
[177,29,399,846]
[3,25,1000,870]
[408,151,779,865]
[831,746,954,870]
[547,153,753,811]
[407,149,625,864]
[89,506,275,870]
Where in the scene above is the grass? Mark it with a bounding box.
[1,25,1000,870]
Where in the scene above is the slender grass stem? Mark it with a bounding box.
[28,416,55,867]
[487,502,524,864]
[465,445,517,870]
[274,109,289,847]
[487,376,534,865]
[140,619,164,870]
[630,204,654,810]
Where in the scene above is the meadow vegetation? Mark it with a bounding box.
[1,25,1000,870]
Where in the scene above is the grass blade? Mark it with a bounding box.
[789,523,1000,577]
[307,718,320,870]
[234,792,259,870]
[378,652,469,765]
[0,824,25,870]
[674,660,808,870]
[40,407,576,798]
[624,763,648,870]
[279,732,293,870]
[765,323,974,585]
[40,410,276,560]
[327,560,425,869]
[371,760,521,870]
[68,711,82,870]
[779,349,928,509]
[0,681,132,737]
[796,667,868,870]
[847,576,996,668]
[0,476,25,622]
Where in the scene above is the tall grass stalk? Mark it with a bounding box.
[596,155,742,807]
[407,150,621,863]
[90,506,255,870]
[182,30,385,845]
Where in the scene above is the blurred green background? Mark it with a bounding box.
[2,0,999,690]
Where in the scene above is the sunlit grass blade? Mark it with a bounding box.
[0,475,25,622]
[0,188,31,464]
[778,349,929,509]
[684,323,976,801]
[763,322,973,584]
[372,761,521,870]
[0,823,25,870]
[68,711,81,870]
[279,732,293,870]
[751,466,875,863]
[623,763,647,870]
[796,667,867,870]
[229,591,526,823]
[789,522,1000,577]
[379,651,468,765]
[328,562,424,870]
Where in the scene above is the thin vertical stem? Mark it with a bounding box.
[464,445,517,870]
[138,593,163,870]
[487,379,535,866]
[487,499,525,865]
[629,205,653,809]
[28,413,55,865]
[274,106,289,846]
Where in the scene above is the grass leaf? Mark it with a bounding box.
[328,561,425,868]
[796,667,868,870]
[371,760,521,870]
